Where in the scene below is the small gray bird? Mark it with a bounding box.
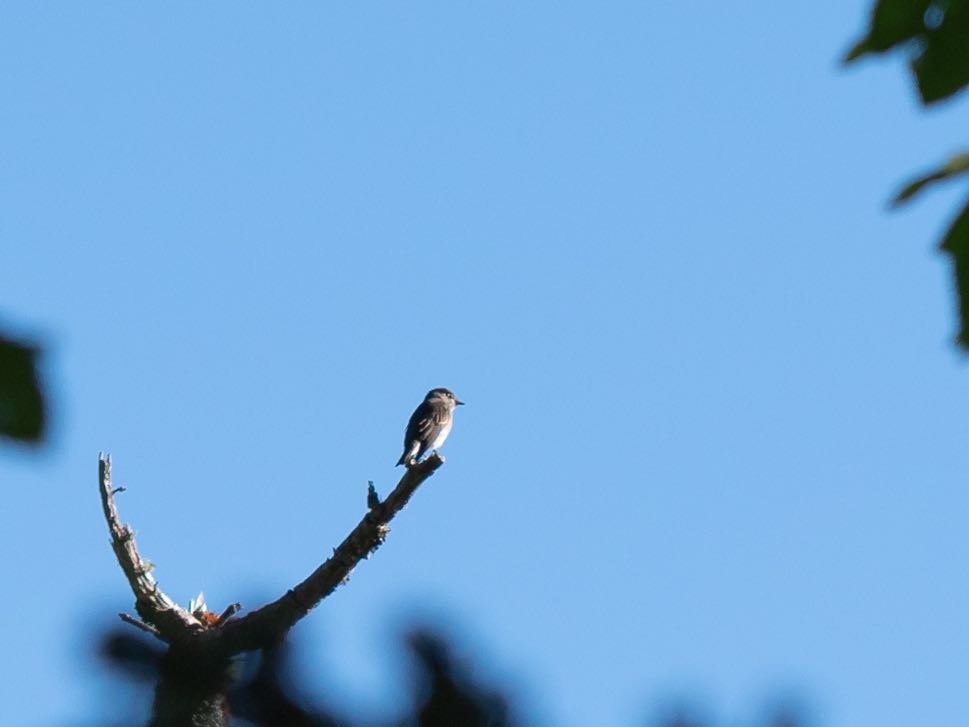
[396,387,465,467]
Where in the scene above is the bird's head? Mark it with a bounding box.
[426,387,465,408]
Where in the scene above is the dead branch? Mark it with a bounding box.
[99,451,445,655]
[216,453,444,654]
[99,453,203,642]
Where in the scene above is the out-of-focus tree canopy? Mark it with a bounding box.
[846,0,969,347]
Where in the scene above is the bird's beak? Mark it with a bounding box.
[456,400,466,406]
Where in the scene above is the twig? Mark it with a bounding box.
[216,603,242,626]
[119,612,164,640]
[99,453,203,642]
[367,481,380,510]
[218,454,445,654]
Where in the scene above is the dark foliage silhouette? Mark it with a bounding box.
[94,626,517,727]
[89,623,811,727]
[846,0,969,347]
[0,330,45,443]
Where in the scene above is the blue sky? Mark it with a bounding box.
[2,2,968,725]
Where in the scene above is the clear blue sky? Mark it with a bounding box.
[2,3,968,725]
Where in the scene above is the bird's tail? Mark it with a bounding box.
[397,441,419,467]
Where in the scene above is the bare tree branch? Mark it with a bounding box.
[99,453,203,642]
[99,450,448,726]
[216,454,444,654]
[100,451,446,657]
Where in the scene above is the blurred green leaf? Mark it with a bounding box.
[891,152,969,206]
[911,2,969,103]
[0,334,46,443]
[848,1,969,349]
[844,0,932,62]
[846,1,969,103]
[939,198,969,348]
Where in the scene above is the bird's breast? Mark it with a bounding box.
[429,419,453,450]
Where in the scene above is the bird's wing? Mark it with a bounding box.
[405,400,447,443]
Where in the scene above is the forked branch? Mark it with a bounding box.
[98,452,445,655]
